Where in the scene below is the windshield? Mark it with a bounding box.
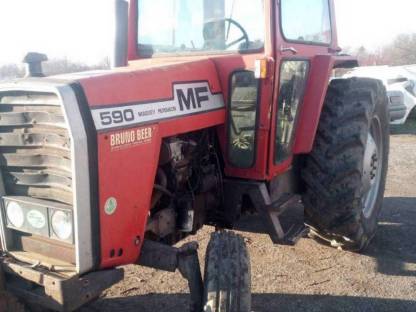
[137,0,265,56]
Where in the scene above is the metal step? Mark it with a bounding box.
[261,194,308,245]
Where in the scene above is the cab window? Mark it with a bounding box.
[228,71,259,168]
[281,0,331,45]
[275,60,309,163]
[138,0,265,56]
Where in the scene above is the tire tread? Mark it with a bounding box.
[203,231,251,312]
[302,77,390,251]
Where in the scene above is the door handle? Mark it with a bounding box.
[280,46,298,55]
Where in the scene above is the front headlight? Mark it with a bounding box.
[6,201,25,228]
[51,210,73,241]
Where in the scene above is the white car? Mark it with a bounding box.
[344,66,416,125]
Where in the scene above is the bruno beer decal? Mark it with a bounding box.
[91,81,225,131]
[109,126,155,151]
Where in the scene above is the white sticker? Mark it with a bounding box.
[91,82,224,131]
[27,210,46,229]
[104,197,118,215]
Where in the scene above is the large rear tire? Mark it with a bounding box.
[302,78,390,251]
[203,231,251,312]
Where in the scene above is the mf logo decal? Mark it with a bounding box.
[91,82,224,131]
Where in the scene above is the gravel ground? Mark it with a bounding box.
[84,124,415,312]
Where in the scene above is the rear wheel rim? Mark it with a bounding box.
[362,116,383,218]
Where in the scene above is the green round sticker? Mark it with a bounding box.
[104,197,117,215]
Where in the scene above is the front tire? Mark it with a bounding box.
[302,78,390,251]
[203,231,251,312]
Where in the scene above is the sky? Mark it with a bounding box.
[0,0,416,66]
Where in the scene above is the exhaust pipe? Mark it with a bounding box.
[23,52,48,77]
[112,0,129,68]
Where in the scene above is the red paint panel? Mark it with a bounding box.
[79,59,222,108]
[98,110,225,268]
[211,55,275,181]
[292,55,334,154]
[98,125,161,268]
[292,55,359,154]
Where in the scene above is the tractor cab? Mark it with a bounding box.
[124,0,347,181]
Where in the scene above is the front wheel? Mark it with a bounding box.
[203,231,251,312]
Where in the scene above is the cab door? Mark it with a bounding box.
[268,0,337,177]
[217,0,276,180]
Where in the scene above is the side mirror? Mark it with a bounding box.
[112,0,129,68]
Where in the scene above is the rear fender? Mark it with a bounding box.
[293,55,358,154]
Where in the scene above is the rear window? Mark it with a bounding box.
[281,0,332,45]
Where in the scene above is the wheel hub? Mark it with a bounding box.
[370,154,378,180]
[362,117,383,218]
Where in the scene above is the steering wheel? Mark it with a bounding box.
[203,18,250,50]
[224,18,250,49]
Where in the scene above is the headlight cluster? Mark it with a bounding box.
[4,197,74,244]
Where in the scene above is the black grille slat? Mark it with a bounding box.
[0,133,70,150]
[0,111,66,127]
[6,168,71,179]
[0,154,71,172]
[0,93,61,106]
[0,104,62,114]
[0,125,69,136]
[4,171,72,192]
[0,147,70,158]
[0,91,72,205]
[4,184,73,205]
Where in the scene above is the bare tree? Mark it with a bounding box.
[43,57,110,76]
[0,64,25,80]
[382,33,416,66]
[337,33,416,67]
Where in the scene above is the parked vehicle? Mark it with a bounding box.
[345,66,416,124]
[0,0,390,311]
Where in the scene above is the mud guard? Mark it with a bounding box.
[293,55,359,154]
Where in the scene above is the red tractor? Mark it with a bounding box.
[0,0,389,311]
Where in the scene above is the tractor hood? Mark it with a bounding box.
[51,58,226,133]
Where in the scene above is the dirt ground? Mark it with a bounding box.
[83,123,415,312]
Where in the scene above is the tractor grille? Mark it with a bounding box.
[0,91,72,205]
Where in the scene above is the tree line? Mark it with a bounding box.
[0,57,110,81]
[345,33,416,66]
[1,32,415,80]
